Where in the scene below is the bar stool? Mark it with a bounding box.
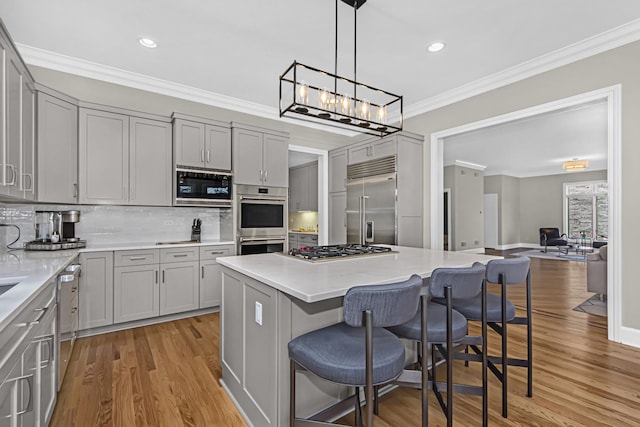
[288,274,424,427]
[434,257,532,418]
[387,263,488,427]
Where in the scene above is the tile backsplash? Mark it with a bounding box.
[0,204,233,248]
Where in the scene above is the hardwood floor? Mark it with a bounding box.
[51,256,640,426]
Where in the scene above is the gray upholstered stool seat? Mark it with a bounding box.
[387,302,467,343]
[433,293,515,322]
[288,323,406,386]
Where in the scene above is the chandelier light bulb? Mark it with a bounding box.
[298,81,309,105]
[319,88,330,108]
[377,105,387,124]
[360,99,370,120]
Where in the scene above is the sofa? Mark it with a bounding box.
[587,245,607,298]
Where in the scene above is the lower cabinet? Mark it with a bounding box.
[114,264,160,323]
[329,192,347,244]
[79,251,114,330]
[160,261,199,315]
[199,245,235,309]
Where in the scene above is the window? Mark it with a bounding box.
[564,181,608,240]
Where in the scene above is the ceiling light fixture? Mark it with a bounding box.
[562,158,589,172]
[138,37,157,49]
[279,0,402,137]
[427,41,445,53]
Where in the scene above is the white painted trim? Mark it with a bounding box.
[219,380,255,427]
[619,327,640,349]
[454,160,487,171]
[288,144,329,246]
[444,188,451,251]
[430,85,622,343]
[405,19,640,118]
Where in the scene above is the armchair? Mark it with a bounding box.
[539,227,568,253]
[587,245,607,298]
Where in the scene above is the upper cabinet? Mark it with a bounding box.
[0,25,35,200]
[232,123,288,187]
[173,113,231,171]
[289,161,318,212]
[79,105,172,206]
[329,148,347,193]
[36,88,79,204]
[348,137,396,165]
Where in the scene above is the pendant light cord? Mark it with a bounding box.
[354,1,357,99]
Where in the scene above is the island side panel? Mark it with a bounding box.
[221,266,279,426]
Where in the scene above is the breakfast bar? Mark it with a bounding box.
[217,246,500,426]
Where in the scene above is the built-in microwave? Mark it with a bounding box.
[175,168,232,207]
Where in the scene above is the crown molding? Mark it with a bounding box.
[16,18,640,131]
[16,43,356,136]
[404,18,640,119]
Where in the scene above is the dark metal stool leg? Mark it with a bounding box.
[526,271,533,398]
[290,360,296,427]
[354,387,363,427]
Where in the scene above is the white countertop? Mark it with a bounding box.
[217,246,501,303]
[82,240,235,252]
[0,250,79,330]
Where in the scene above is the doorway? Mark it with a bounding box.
[429,85,621,342]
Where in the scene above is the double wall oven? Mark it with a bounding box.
[236,185,287,255]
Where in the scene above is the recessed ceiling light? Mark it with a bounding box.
[138,37,157,49]
[427,41,445,53]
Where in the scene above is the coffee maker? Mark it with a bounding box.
[26,210,86,250]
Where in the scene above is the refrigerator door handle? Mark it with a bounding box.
[365,220,374,243]
[362,196,369,245]
[358,196,363,245]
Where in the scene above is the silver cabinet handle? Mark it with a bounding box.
[264,170,268,182]
[71,307,78,313]
[22,173,33,191]
[260,169,264,182]
[201,149,205,162]
[6,164,16,186]
[172,254,188,258]
[129,256,147,261]
[155,271,158,284]
[210,251,224,255]
[206,150,210,163]
[15,374,34,415]
[201,266,205,279]
[18,306,48,327]
[162,270,165,283]
[38,334,55,368]
[73,183,79,198]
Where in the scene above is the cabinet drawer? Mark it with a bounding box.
[114,249,160,267]
[298,234,318,245]
[160,247,199,263]
[199,245,235,261]
[288,233,298,240]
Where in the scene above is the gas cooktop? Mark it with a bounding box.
[288,244,396,261]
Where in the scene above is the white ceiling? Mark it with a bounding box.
[443,100,608,177]
[0,1,636,173]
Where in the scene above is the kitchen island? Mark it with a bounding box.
[217,246,500,427]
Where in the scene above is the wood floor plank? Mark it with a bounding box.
[51,255,640,426]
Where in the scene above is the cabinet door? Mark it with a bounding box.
[329,192,347,244]
[288,167,304,211]
[262,133,289,187]
[20,81,35,201]
[307,162,318,211]
[369,137,396,160]
[0,36,6,194]
[232,128,263,186]
[79,252,114,330]
[205,124,231,171]
[174,119,205,168]
[329,149,347,192]
[20,340,37,427]
[200,260,222,309]
[160,262,198,315]
[4,55,22,197]
[79,108,129,204]
[38,309,56,427]
[36,92,79,204]
[114,265,160,323]
[347,143,370,165]
[129,117,172,206]
[288,238,298,250]
[0,361,21,426]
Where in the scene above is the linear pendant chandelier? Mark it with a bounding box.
[279,0,403,137]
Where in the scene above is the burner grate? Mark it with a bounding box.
[289,244,394,261]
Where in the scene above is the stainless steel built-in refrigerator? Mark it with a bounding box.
[346,156,397,245]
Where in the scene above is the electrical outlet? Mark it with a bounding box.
[255,301,262,326]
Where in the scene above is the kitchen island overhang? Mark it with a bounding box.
[217,246,501,426]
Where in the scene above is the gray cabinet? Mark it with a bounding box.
[79,107,173,206]
[347,136,396,164]
[199,244,235,309]
[289,161,318,212]
[173,114,231,171]
[232,124,289,187]
[79,108,129,204]
[36,90,78,204]
[159,247,199,315]
[288,232,318,249]
[0,32,35,200]
[114,263,160,323]
[329,192,347,244]
[79,251,114,330]
[329,149,347,193]
[129,117,172,206]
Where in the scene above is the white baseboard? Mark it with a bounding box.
[493,242,540,250]
[619,326,640,349]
